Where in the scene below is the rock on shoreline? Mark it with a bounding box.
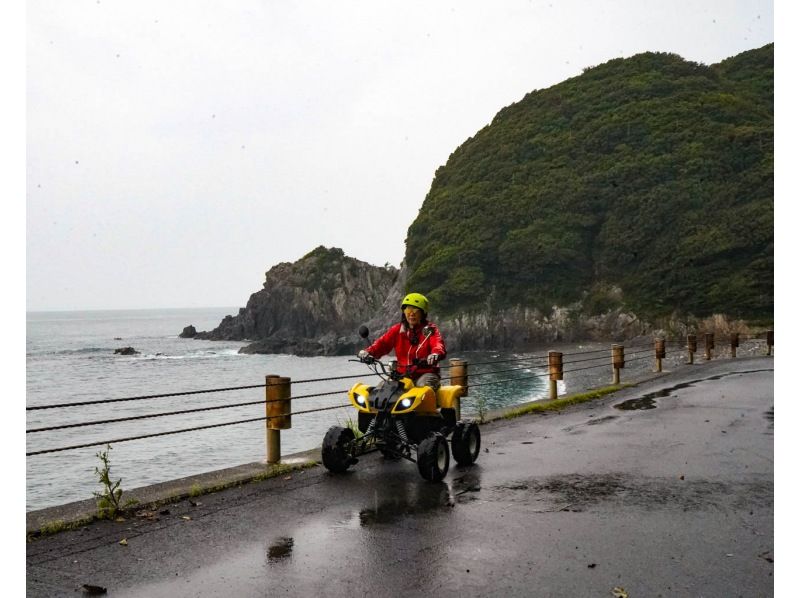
[114,347,139,355]
[189,247,397,356]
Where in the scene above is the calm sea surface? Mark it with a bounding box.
[26,308,552,511]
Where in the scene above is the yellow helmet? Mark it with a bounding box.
[401,292,429,313]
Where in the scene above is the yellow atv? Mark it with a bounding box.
[321,328,481,482]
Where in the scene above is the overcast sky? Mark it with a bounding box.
[25,0,774,312]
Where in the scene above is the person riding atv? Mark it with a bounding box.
[321,293,480,481]
[358,292,446,390]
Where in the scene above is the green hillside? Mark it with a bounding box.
[405,45,773,321]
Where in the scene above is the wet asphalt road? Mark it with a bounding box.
[27,357,774,597]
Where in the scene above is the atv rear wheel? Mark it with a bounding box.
[451,422,481,465]
[322,426,355,473]
[417,433,450,482]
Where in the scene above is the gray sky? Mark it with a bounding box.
[25,0,774,311]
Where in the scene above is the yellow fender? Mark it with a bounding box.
[394,385,438,415]
[436,385,464,410]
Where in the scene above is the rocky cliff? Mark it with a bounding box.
[192,249,754,356]
[195,247,398,355]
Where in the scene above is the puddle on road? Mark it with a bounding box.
[267,537,294,562]
[613,369,774,412]
[614,397,657,411]
[498,473,773,512]
[357,482,457,527]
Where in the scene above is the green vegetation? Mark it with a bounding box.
[341,416,364,439]
[502,385,632,419]
[250,461,317,482]
[39,519,68,535]
[406,45,773,321]
[93,444,123,520]
[475,395,488,423]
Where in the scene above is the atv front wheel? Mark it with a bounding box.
[451,422,481,465]
[417,433,450,482]
[322,426,355,473]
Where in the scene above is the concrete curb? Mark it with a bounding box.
[26,448,320,536]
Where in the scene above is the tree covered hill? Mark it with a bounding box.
[405,44,773,322]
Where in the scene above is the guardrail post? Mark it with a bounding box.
[730,332,739,358]
[704,333,714,361]
[448,359,468,420]
[548,351,563,400]
[767,330,773,356]
[687,334,697,364]
[655,338,665,372]
[266,375,292,464]
[612,344,624,385]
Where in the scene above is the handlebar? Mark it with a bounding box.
[351,355,431,380]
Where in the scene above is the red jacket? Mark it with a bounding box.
[366,321,447,377]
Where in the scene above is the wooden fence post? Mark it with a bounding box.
[548,351,563,400]
[730,332,739,359]
[687,334,696,364]
[612,344,625,385]
[767,330,773,356]
[266,375,292,464]
[449,359,468,421]
[704,333,714,361]
[654,338,665,372]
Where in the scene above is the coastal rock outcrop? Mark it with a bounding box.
[114,347,139,355]
[179,325,197,338]
[195,246,398,355]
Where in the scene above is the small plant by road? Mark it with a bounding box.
[475,395,488,423]
[341,416,364,439]
[93,444,123,519]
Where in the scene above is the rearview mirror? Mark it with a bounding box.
[358,325,370,339]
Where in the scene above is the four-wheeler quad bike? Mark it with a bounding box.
[321,327,481,482]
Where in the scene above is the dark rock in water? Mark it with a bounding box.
[114,347,139,355]
[179,325,197,338]
[196,246,398,356]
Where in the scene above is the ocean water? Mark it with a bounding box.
[26,308,549,511]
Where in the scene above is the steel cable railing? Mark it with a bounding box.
[25,389,350,434]
[25,372,380,412]
[26,333,773,456]
[26,404,351,456]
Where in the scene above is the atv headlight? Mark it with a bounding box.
[400,398,412,409]
[356,395,366,406]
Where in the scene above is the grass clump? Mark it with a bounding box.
[39,519,67,535]
[503,384,632,420]
[251,461,317,483]
[340,416,364,439]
